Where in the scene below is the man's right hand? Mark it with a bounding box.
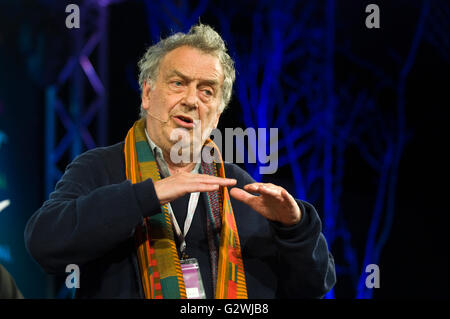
[153,172,237,205]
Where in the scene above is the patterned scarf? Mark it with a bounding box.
[124,119,247,299]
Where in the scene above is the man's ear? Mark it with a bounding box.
[142,81,152,110]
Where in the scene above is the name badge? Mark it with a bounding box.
[180,258,206,299]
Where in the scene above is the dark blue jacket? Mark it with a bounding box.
[24,141,336,298]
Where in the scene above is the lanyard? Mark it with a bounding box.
[144,128,201,259]
[167,191,200,259]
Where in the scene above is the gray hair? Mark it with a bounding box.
[138,24,235,118]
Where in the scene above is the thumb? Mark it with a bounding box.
[229,187,257,205]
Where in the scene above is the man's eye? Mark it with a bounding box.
[203,89,213,96]
[170,80,183,87]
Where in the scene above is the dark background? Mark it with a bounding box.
[0,0,448,298]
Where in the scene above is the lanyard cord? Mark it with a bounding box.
[168,191,201,259]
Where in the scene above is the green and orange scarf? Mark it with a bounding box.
[124,119,247,299]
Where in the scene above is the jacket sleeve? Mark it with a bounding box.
[225,163,336,298]
[24,148,161,275]
[270,201,336,298]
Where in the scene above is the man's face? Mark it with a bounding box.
[142,45,224,162]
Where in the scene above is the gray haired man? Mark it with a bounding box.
[25,24,336,299]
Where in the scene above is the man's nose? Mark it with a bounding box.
[182,84,198,108]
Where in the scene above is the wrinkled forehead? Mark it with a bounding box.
[158,46,224,84]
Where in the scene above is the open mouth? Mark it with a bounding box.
[173,114,195,128]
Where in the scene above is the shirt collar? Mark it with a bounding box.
[144,128,200,177]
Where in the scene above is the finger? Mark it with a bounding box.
[281,189,293,201]
[244,183,277,191]
[280,189,299,206]
[193,174,237,186]
[229,187,258,205]
[187,183,220,193]
[243,183,262,192]
[191,178,236,187]
[230,187,270,220]
[245,183,282,198]
[263,183,284,192]
[258,184,282,197]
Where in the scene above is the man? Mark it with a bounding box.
[25,24,336,298]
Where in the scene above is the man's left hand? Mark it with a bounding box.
[229,183,301,226]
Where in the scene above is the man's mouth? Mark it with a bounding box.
[173,114,196,129]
